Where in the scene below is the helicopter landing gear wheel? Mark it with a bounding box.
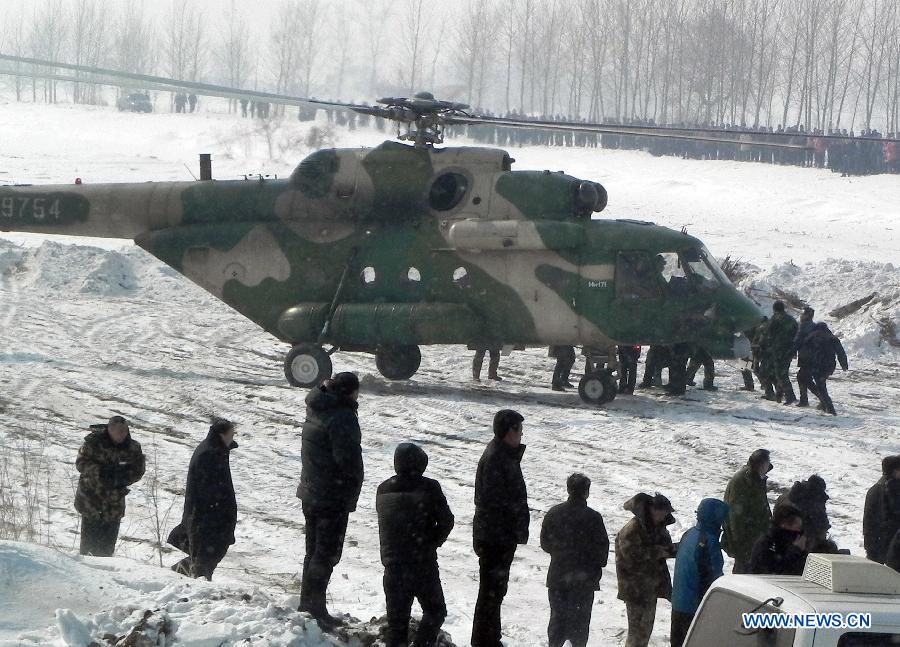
[284,344,332,388]
[578,371,617,406]
[375,345,421,380]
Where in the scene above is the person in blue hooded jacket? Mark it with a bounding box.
[670,498,730,647]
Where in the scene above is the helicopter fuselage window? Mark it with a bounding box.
[452,266,470,287]
[406,267,422,283]
[615,252,662,300]
[361,266,376,285]
[429,173,469,211]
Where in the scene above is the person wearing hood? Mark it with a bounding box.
[722,449,773,573]
[75,415,146,556]
[804,322,848,415]
[774,475,835,553]
[540,473,609,647]
[376,443,454,647]
[749,503,809,575]
[670,498,729,647]
[615,492,677,647]
[168,418,238,580]
[863,455,900,564]
[471,409,529,647]
[296,372,364,627]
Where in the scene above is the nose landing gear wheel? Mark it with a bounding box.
[284,344,332,388]
[375,345,421,380]
[578,371,617,405]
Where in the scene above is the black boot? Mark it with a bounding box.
[740,369,755,391]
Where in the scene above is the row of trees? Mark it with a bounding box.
[1,0,898,133]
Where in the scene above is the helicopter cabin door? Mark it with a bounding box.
[607,251,665,342]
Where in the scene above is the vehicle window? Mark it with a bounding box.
[837,632,900,646]
[685,590,795,647]
[615,252,662,300]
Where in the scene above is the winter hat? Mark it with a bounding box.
[651,493,676,525]
[807,474,827,493]
[748,448,773,472]
[327,372,360,397]
[394,442,428,475]
[772,300,785,312]
[493,409,524,439]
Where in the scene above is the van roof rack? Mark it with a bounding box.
[803,554,900,594]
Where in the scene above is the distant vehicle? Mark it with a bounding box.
[116,92,152,113]
[685,554,900,646]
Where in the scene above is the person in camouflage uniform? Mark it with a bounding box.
[748,317,775,398]
[615,492,677,647]
[722,449,772,573]
[761,301,798,404]
[74,416,146,556]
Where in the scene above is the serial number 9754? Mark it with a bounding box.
[0,196,63,221]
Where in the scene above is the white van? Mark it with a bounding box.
[685,554,900,646]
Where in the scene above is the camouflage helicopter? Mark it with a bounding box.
[0,54,781,405]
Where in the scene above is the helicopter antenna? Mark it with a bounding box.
[183,163,198,181]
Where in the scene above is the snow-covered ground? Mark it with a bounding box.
[1,98,899,646]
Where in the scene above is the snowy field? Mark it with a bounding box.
[1,99,899,646]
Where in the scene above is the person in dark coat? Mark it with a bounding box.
[639,345,671,388]
[471,409,528,647]
[540,473,609,647]
[296,372,363,627]
[804,322,848,415]
[615,492,677,647]
[618,345,641,394]
[792,307,816,406]
[74,416,146,556]
[550,345,576,391]
[685,344,717,391]
[670,498,729,647]
[376,443,454,647]
[168,419,238,580]
[722,449,773,573]
[472,345,502,382]
[863,455,900,564]
[774,475,835,552]
[749,503,808,575]
[762,301,798,404]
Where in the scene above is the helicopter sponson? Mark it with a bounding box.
[0,140,761,403]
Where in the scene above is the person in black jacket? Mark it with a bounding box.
[376,443,454,647]
[863,455,900,564]
[296,372,363,628]
[168,419,238,580]
[471,409,529,647]
[749,503,808,576]
[792,307,816,406]
[540,473,609,647]
[804,322,848,415]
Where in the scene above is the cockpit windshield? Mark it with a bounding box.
[654,247,727,294]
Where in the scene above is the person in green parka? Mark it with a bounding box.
[722,449,773,573]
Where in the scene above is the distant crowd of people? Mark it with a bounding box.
[75,370,899,647]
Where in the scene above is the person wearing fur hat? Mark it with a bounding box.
[376,443,454,647]
[168,418,238,580]
[863,456,900,564]
[471,409,529,647]
[722,449,773,573]
[615,492,677,647]
[296,372,363,628]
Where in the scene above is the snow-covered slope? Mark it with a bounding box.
[1,99,899,647]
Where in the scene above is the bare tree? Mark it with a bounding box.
[219,0,252,111]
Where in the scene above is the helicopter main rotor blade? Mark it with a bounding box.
[0,53,368,113]
[452,115,888,149]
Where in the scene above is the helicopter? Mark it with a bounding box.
[0,54,784,405]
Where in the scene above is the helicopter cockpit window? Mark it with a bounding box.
[681,247,725,289]
[615,252,662,300]
[361,266,376,285]
[429,173,469,211]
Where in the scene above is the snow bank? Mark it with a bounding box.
[0,541,361,647]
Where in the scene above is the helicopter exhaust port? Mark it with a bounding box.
[199,153,212,181]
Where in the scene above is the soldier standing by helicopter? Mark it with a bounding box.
[762,301,798,404]
[550,345,577,391]
[472,345,502,382]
